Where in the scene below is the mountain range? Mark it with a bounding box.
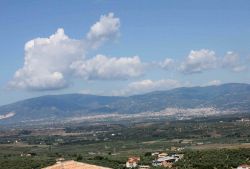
[0,83,250,125]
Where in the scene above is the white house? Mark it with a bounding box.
[126,157,140,168]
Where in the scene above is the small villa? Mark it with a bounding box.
[237,164,250,169]
[126,157,141,168]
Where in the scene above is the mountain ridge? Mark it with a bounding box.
[1,83,250,125]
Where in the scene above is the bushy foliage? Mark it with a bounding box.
[175,149,250,169]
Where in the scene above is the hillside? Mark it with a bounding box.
[0,83,250,124]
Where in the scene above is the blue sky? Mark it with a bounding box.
[0,0,250,105]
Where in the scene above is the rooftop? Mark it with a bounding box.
[42,160,111,169]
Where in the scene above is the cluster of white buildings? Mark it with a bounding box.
[152,152,183,168]
[125,152,183,169]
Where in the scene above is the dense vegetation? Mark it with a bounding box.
[1,116,250,168]
[176,149,250,169]
[0,156,55,169]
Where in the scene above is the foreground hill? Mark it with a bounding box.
[0,83,250,124]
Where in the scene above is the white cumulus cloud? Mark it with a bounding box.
[87,13,120,49]
[10,28,83,90]
[10,13,144,91]
[205,80,222,86]
[113,79,181,96]
[222,51,247,72]
[179,49,217,74]
[160,58,174,70]
[71,55,144,80]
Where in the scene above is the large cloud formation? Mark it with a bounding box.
[9,12,249,92]
[10,13,144,91]
[10,28,83,90]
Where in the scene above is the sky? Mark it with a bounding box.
[0,0,250,105]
